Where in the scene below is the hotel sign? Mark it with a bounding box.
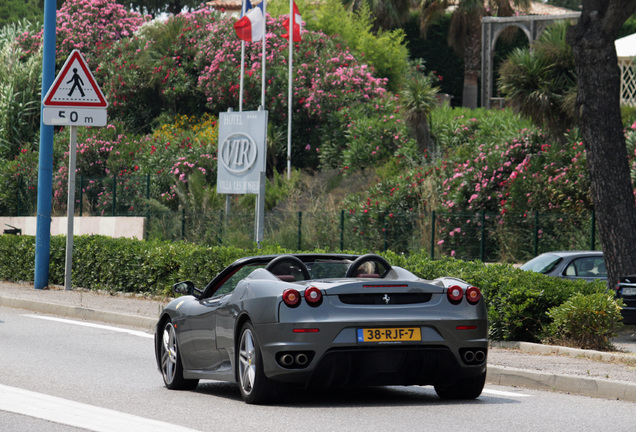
[217,110,267,194]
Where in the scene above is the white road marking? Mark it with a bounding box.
[0,384,200,432]
[23,314,153,339]
[483,388,532,397]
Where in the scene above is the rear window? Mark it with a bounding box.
[520,254,562,274]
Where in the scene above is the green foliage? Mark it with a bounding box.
[0,21,42,159]
[547,292,624,351]
[319,95,417,170]
[0,145,39,215]
[383,250,607,342]
[498,21,577,139]
[309,0,409,91]
[0,0,43,28]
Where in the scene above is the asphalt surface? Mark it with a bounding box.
[1,281,635,402]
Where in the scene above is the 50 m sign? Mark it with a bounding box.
[42,107,107,126]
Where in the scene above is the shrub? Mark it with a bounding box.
[0,21,42,160]
[308,0,409,91]
[17,0,149,69]
[546,292,624,351]
[383,250,606,342]
[319,95,416,170]
[0,234,612,346]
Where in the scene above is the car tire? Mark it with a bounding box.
[160,320,199,390]
[433,371,486,400]
[237,322,282,404]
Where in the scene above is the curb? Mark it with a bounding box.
[491,340,636,363]
[0,296,156,331]
[487,365,636,402]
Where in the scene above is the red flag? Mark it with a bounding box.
[281,1,302,42]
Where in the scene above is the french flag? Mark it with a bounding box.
[234,0,265,42]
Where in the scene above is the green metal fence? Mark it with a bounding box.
[139,208,597,263]
[2,174,598,262]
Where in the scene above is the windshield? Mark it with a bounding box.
[520,254,562,274]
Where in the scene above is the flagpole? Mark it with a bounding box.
[287,0,293,180]
[239,0,248,112]
[261,0,266,109]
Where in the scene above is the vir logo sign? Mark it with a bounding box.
[42,50,108,126]
[220,133,258,174]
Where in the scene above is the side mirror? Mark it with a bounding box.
[173,281,196,296]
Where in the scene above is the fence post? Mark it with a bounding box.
[17,175,21,217]
[181,208,186,241]
[218,209,224,245]
[590,210,596,250]
[340,210,344,251]
[480,209,486,261]
[430,210,436,259]
[383,212,388,252]
[78,176,83,216]
[533,211,539,257]
[145,173,150,218]
[112,174,117,216]
[297,211,302,250]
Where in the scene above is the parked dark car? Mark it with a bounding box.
[520,251,606,281]
[154,253,488,404]
[616,276,636,325]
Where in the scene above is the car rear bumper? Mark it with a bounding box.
[254,321,488,388]
[621,306,636,325]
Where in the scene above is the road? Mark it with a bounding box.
[2,307,635,432]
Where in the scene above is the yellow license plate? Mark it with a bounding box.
[357,327,421,343]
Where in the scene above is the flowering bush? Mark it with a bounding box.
[139,114,218,209]
[96,9,218,131]
[50,114,218,215]
[319,95,416,170]
[195,13,389,169]
[343,167,436,252]
[0,147,39,215]
[17,0,149,68]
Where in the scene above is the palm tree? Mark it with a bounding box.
[419,0,530,109]
[498,21,577,140]
[401,63,440,156]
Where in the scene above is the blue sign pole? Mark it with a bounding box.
[34,0,57,289]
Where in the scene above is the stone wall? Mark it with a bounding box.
[0,217,145,240]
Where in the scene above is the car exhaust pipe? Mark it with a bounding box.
[474,350,486,363]
[280,354,294,367]
[463,350,475,363]
[295,353,308,366]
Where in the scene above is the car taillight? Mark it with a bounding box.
[304,286,322,306]
[447,285,463,303]
[283,288,301,307]
[466,286,482,304]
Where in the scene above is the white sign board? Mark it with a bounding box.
[42,107,107,126]
[217,110,268,194]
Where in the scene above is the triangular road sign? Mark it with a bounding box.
[43,50,108,108]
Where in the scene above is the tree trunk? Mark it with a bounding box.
[566,0,636,288]
[462,18,482,109]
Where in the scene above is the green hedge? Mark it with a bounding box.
[0,235,610,343]
[384,251,607,342]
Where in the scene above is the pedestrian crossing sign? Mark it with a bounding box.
[43,50,108,108]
